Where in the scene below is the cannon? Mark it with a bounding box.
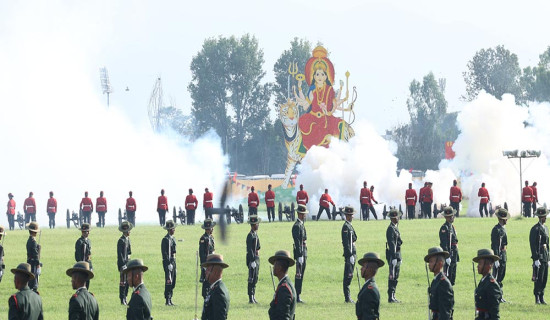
[433,203,447,218]
[228,205,244,224]
[66,209,82,229]
[330,206,345,221]
[16,212,25,230]
[173,206,186,225]
[278,202,295,222]
[117,208,128,227]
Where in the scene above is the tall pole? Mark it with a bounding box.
[519,157,522,215]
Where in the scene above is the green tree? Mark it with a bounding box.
[463,45,523,103]
[273,38,312,107]
[188,34,272,173]
[158,106,195,138]
[522,46,550,103]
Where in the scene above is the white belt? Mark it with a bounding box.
[48,207,55,209]
[83,205,91,209]
[361,197,369,199]
[27,205,35,208]
[186,203,195,206]
[9,206,15,209]
[205,200,213,203]
[250,201,257,204]
[451,195,460,198]
[298,199,306,201]
[98,205,106,208]
[322,200,329,203]
[266,199,274,202]
[524,195,531,197]
[406,197,415,200]
[480,197,488,199]
[127,205,135,209]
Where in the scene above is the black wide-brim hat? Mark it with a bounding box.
[535,207,548,217]
[441,206,456,217]
[344,206,355,215]
[66,261,94,279]
[495,208,510,220]
[123,259,149,274]
[78,223,91,231]
[248,215,261,225]
[424,246,450,262]
[11,263,35,279]
[296,204,308,215]
[163,220,176,230]
[118,221,134,232]
[358,252,385,267]
[201,253,229,268]
[268,250,295,267]
[388,209,402,218]
[201,219,216,229]
[472,248,500,263]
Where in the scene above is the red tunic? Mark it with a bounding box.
[405,189,417,206]
[24,197,36,214]
[265,190,275,208]
[449,186,462,203]
[96,197,107,212]
[203,192,214,208]
[248,192,259,208]
[522,186,534,202]
[419,187,426,203]
[478,187,490,204]
[126,197,136,212]
[360,188,371,205]
[7,199,15,215]
[319,193,335,208]
[80,197,93,212]
[532,186,538,203]
[185,195,198,210]
[296,190,309,205]
[157,195,168,210]
[47,198,57,213]
[423,188,433,203]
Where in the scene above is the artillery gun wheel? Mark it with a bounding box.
[118,208,122,226]
[290,202,295,221]
[66,209,71,229]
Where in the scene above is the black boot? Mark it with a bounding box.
[536,294,541,304]
[540,294,547,305]
[249,295,254,304]
[252,295,258,303]
[165,298,171,306]
[345,297,355,303]
[297,295,305,303]
[121,298,127,305]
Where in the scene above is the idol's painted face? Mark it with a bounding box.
[314,69,327,85]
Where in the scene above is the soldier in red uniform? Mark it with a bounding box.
[359,181,371,221]
[405,183,417,219]
[248,186,259,217]
[522,180,534,218]
[80,191,93,225]
[419,182,427,219]
[296,184,309,207]
[6,193,15,230]
[423,183,434,219]
[316,189,335,221]
[369,186,379,220]
[532,182,539,212]
[23,192,37,223]
[47,191,57,229]
[478,183,490,217]
[203,188,214,220]
[96,191,107,228]
[449,180,462,217]
[126,191,136,226]
[157,189,168,226]
[265,184,276,222]
[185,189,198,225]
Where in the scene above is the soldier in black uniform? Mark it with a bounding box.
[66,261,99,320]
[200,219,216,299]
[530,207,549,304]
[356,252,384,320]
[439,207,459,286]
[201,254,230,320]
[162,220,177,306]
[75,223,92,289]
[268,250,297,320]
[293,204,308,303]
[8,263,43,319]
[124,259,153,320]
[341,206,357,303]
[386,208,403,303]
[26,221,41,292]
[117,221,132,305]
[491,208,509,302]
[0,226,5,283]
[473,249,502,319]
[246,215,261,303]
[424,246,454,320]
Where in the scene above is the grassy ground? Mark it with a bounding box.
[0,214,548,319]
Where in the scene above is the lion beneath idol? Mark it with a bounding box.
[279,46,356,188]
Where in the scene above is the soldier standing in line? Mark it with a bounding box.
[124,259,153,320]
[46,191,57,229]
[201,254,230,320]
[356,252,384,320]
[473,249,502,319]
[6,193,16,230]
[24,192,37,223]
[268,250,297,320]
[423,183,434,219]
[8,263,43,319]
[317,189,335,221]
[265,184,276,222]
[0,226,5,283]
[532,182,539,212]
[26,221,41,292]
[246,215,261,303]
[439,207,459,286]
[449,180,462,217]
[117,221,132,305]
[157,189,168,227]
[203,188,214,220]
[75,223,92,289]
[66,261,99,320]
[296,184,309,207]
[199,219,216,299]
[293,204,308,303]
[185,189,198,225]
[492,208,509,303]
[523,180,534,218]
[359,181,371,221]
[386,208,403,303]
[96,191,107,228]
[126,191,137,226]
[248,186,259,217]
[80,191,93,225]
[530,207,549,304]
[424,247,454,320]
[478,183,490,218]
[419,182,428,219]
[368,186,379,220]
[405,183,417,219]
[341,206,357,303]
[162,220,177,306]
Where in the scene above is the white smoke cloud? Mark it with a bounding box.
[0,2,228,227]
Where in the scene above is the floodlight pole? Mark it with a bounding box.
[503,150,540,214]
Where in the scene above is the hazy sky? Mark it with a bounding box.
[3,0,547,133]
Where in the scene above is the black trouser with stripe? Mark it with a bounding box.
[295,256,307,296]
[343,255,355,300]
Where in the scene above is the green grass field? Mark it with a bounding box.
[1,214,548,319]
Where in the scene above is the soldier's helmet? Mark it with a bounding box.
[343,206,355,215]
[118,221,134,233]
[296,205,308,215]
[27,221,40,232]
[441,206,456,217]
[388,208,402,219]
[495,208,510,220]
[66,261,94,279]
[164,220,176,230]
[472,248,500,263]
[79,223,91,232]
[201,219,216,229]
[535,207,548,217]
